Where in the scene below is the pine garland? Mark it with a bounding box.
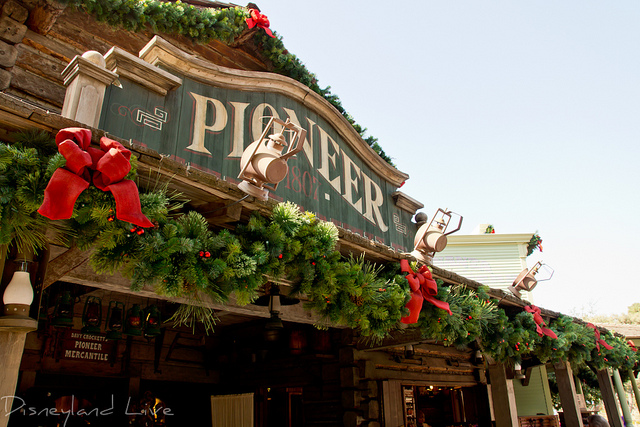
[1,134,639,379]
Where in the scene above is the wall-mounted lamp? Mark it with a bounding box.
[509,261,554,298]
[2,260,34,319]
[411,208,463,263]
[81,296,102,334]
[237,117,306,201]
[253,284,300,341]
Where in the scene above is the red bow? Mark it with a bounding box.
[38,128,153,228]
[629,340,638,352]
[400,259,452,324]
[246,9,274,38]
[524,305,557,339]
[587,323,614,351]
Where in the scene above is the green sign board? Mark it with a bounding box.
[100,56,416,251]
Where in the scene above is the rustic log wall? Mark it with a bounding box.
[0,0,271,111]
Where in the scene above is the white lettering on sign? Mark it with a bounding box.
[186,92,389,232]
[64,350,110,361]
[187,92,228,154]
[228,102,250,157]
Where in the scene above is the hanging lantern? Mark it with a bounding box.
[509,261,554,298]
[81,296,102,334]
[513,362,526,380]
[123,304,143,336]
[237,117,306,201]
[2,259,34,319]
[51,290,76,327]
[143,305,162,337]
[411,208,463,263]
[253,284,300,342]
[106,300,124,340]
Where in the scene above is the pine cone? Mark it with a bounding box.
[350,295,364,307]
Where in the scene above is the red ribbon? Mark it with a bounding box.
[400,259,452,324]
[524,305,557,339]
[587,323,614,351]
[38,128,153,228]
[246,9,274,38]
[629,340,638,352]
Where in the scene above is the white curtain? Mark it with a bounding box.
[211,393,254,427]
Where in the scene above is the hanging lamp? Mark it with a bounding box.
[81,296,102,334]
[106,300,124,340]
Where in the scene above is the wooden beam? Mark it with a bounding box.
[612,369,633,426]
[596,369,623,427]
[59,260,326,326]
[487,363,518,427]
[197,200,243,224]
[553,361,583,427]
[42,246,90,289]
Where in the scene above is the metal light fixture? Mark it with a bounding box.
[254,284,300,342]
[404,344,415,358]
[143,305,162,337]
[52,290,76,327]
[106,300,124,340]
[123,304,143,336]
[411,208,463,263]
[237,117,306,201]
[509,261,554,298]
[2,260,34,319]
[81,296,102,334]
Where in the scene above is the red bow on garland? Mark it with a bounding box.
[628,340,638,352]
[524,305,557,339]
[246,9,274,38]
[587,323,614,351]
[400,259,452,324]
[38,128,153,228]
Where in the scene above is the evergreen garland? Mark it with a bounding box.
[1,134,639,378]
[527,232,543,256]
[57,0,394,165]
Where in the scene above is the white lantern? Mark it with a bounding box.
[3,261,34,318]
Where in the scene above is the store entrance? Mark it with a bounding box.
[257,386,303,427]
[403,384,490,427]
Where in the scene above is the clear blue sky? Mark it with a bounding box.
[260,1,640,316]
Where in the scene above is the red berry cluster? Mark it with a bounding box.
[199,251,211,258]
[130,226,145,235]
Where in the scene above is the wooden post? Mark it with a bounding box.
[629,370,640,413]
[0,318,37,427]
[553,361,583,427]
[611,369,632,426]
[596,369,623,427]
[61,51,119,128]
[487,363,518,427]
